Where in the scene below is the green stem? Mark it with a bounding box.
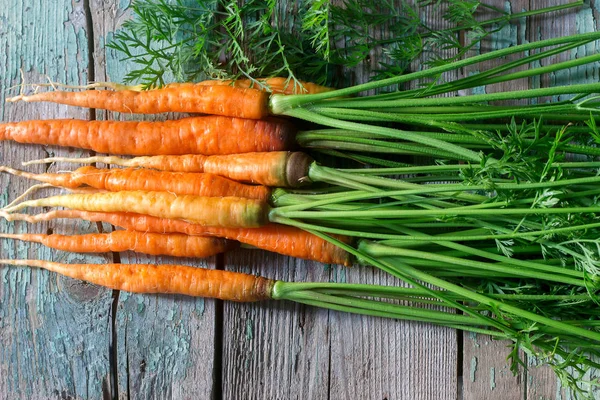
[315,88,590,110]
[370,40,597,101]
[306,229,600,342]
[378,221,600,244]
[338,161,600,176]
[270,30,600,108]
[307,164,487,203]
[302,172,600,202]
[360,242,586,286]
[275,205,600,220]
[305,163,461,209]
[279,289,483,326]
[297,134,462,158]
[285,108,484,162]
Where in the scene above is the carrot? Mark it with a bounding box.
[3,209,354,266]
[0,259,274,301]
[0,116,296,156]
[31,79,332,95]
[0,230,237,258]
[2,191,269,228]
[6,84,269,119]
[197,77,334,95]
[24,152,314,188]
[200,152,312,187]
[1,166,271,200]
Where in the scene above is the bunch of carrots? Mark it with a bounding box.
[0,78,357,266]
[5,32,600,395]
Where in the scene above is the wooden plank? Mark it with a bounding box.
[0,0,113,398]
[112,255,218,399]
[88,1,218,398]
[463,334,523,400]
[222,252,330,400]
[328,269,457,400]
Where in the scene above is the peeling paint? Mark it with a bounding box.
[469,331,479,348]
[196,298,205,317]
[470,356,478,382]
[246,319,254,341]
[136,300,145,314]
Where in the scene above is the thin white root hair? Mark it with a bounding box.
[23,155,132,167]
[3,184,53,209]
[5,79,146,102]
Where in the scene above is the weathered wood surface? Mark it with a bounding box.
[0,1,596,399]
[0,0,114,398]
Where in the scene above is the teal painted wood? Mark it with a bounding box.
[113,255,217,399]
[89,1,218,398]
[0,0,113,398]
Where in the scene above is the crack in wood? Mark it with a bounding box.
[213,252,225,400]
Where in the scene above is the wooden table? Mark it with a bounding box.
[0,1,594,398]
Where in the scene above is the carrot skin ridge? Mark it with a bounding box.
[72,167,271,200]
[0,116,297,156]
[0,259,275,301]
[5,191,270,228]
[0,231,237,258]
[8,209,353,266]
[7,85,270,119]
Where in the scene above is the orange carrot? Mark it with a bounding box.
[201,152,312,187]
[0,259,274,301]
[3,209,353,266]
[197,77,333,95]
[27,152,314,188]
[1,166,271,200]
[0,116,296,156]
[0,230,237,258]
[3,191,269,228]
[6,84,269,119]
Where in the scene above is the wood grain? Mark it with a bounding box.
[0,0,113,398]
[462,334,522,400]
[222,251,330,400]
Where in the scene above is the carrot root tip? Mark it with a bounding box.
[5,95,24,102]
[4,183,53,209]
